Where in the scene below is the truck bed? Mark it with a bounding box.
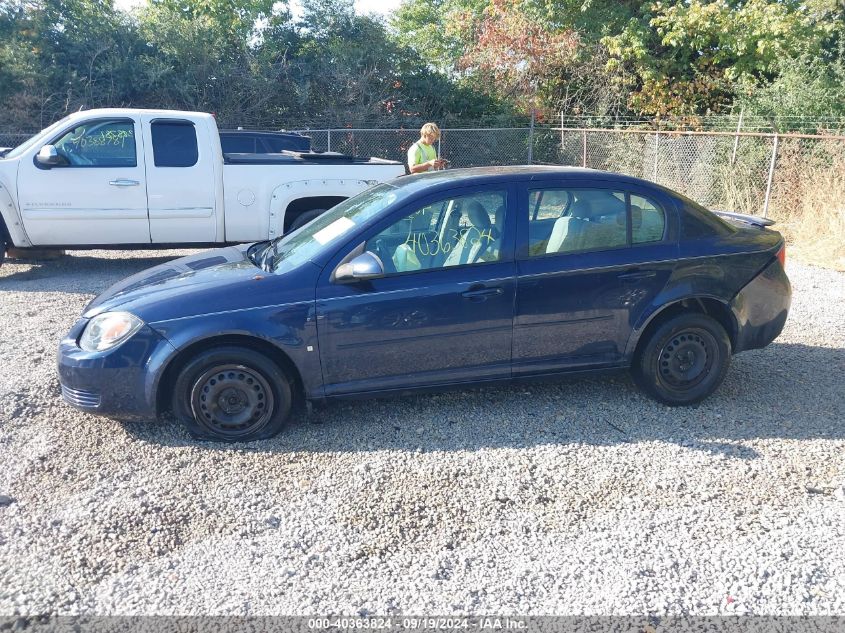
[224,151,401,166]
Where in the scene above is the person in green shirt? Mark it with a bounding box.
[407,122,447,174]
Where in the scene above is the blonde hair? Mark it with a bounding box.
[420,122,440,140]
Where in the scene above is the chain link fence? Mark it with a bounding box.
[554,128,845,221]
[295,125,845,221]
[5,122,845,225]
[0,130,35,148]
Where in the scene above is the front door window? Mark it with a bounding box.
[365,191,506,274]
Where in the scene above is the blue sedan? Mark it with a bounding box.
[58,167,791,441]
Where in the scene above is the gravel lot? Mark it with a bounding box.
[0,249,843,616]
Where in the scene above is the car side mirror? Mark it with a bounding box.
[334,251,385,283]
[36,145,61,167]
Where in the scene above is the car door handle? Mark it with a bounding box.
[109,179,140,187]
[618,270,657,281]
[461,286,504,300]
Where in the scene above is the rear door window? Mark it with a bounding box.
[527,188,627,256]
[151,121,199,167]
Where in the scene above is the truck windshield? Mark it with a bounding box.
[268,183,400,274]
[2,115,73,160]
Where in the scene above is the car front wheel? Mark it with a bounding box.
[172,346,292,441]
[633,313,731,406]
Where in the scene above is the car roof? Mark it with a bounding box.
[391,165,669,196]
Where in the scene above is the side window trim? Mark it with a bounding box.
[42,117,138,169]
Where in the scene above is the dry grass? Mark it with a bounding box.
[769,141,845,271]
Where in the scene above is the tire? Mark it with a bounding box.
[0,240,5,268]
[632,313,731,406]
[288,208,326,232]
[171,346,293,442]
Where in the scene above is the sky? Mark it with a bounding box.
[113,0,404,17]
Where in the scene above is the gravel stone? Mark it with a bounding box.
[0,249,844,615]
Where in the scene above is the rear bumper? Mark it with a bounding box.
[730,257,791,353]
[57,318,176,420]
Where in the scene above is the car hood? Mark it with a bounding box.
[83,245,317,323]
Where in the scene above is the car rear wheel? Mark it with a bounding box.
[289,208,326,232]
[172,346,292,441]
[633,313,731,406]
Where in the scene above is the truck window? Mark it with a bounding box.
[220,135,257,153]
[151,121,199,167]
[51,119,136,167]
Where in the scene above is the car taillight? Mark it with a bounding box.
[777,245,786,267]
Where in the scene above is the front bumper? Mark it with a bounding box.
[57,318,176,420]
[731,257,791,353]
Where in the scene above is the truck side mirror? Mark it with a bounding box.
[334,251,385,283]
[36,145,61,167]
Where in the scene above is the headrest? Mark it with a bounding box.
[465,201,491,231]
[570,199,594,219]
[409,208,433,231]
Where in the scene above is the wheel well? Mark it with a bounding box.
[157,334,306,415]
[633,298,737,361]
[284,196,346,232]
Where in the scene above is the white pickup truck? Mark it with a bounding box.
[0,108,405,264]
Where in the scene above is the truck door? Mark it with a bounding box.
[16,116,151,245]
[141,116,218,243]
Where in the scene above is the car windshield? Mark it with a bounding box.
[266,183,401,274]
[2,115,73,160]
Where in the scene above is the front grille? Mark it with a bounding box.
[61,385,101,408]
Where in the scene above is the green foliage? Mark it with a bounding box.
[0,0,505,131]
[737,53,845,131]
[603,0,836,116]
[2,0,845,132]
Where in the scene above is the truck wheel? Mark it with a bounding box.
[0,240,5,268]
[171,346,293,442]
[289,208,326,231]
[632,313,731,406]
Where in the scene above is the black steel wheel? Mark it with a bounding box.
[633,313,731,406]
[172,346,292,441]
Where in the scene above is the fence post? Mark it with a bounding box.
[762,132,779,218]
[731,107,744,166]
[527,109,535,164]
[561,111,565,162]
[582,129,587,167]
[327,129,332,153]
[653,132,660,181]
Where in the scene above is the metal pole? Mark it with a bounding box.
[437,135,441,159]
[561,111,565,162]
[327,129,332,152]
[731,107,744,165]
[527,109,535,164]
[582,129,587,167]
[653,132,659,181]
[762,133,779,218]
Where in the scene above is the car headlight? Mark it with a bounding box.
[79,312,144,352]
